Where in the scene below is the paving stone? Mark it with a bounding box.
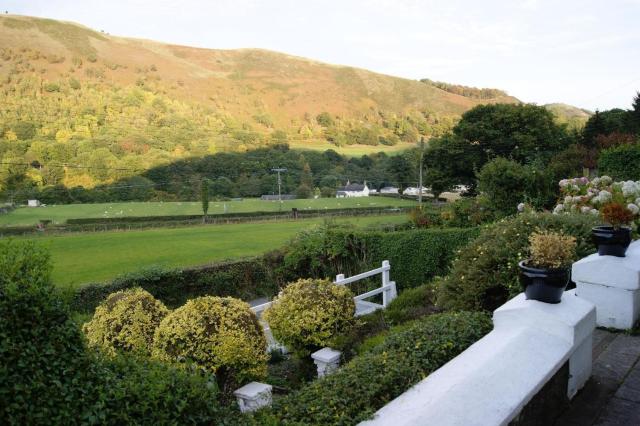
[594,397,640,426]
[609,334,640,357]
[615,384,640,403]
[592,336,640,383]
[593,329,617,359]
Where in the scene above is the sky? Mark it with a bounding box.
[3,0,640,111]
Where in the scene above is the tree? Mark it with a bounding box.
[423,134,480,193]
[453,103,568,165]
[477,158,532,217]
[316,112,334,127]
[201,178,210,222]
[631,91,640,133]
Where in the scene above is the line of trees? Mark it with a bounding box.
[422,92,640,216]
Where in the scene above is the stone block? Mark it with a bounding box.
[311,347,341,378]
[233,382,272,413]
[573,241,640,329]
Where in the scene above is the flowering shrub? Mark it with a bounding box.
[83,288,169,356]
[553,176,640,229]
[263,279,355,356]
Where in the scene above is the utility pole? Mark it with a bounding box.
[418,137,425,208]
[271,167,287,207]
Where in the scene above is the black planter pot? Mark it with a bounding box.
[592,226,632,257]
[518,260,570,304]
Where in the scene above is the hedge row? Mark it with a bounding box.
[257,311,492,425]
[281,225,480,292]
[66,206,408,225]
[71,258,281,313]
[70,226,474,313]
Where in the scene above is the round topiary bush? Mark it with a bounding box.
[83,288,169,356]
[151,296,268,392]
[263,278,355,356]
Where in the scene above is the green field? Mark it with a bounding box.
[0,197,416,227]
[22,214,407,287]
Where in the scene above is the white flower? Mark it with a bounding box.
[628,203,640,215]
[553,204,564,214]
[599,190,612,203]
[623,181,640,198]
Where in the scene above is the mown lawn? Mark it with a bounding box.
[0,197,416,226]
[22,214,407,288]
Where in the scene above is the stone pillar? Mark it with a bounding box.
[572,240,640,329]
[311,347,342,378]
[233,382,273,413]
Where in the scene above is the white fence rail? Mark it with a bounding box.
[251,261,397,349]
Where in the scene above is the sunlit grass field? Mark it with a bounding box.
[22,214,408,287]
[0,197,417,226]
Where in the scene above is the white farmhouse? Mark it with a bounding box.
[336,182,370,198]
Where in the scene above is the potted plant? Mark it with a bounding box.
[518,231,577,304]
[592,202,634,257]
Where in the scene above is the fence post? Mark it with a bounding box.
[381,260,391,306]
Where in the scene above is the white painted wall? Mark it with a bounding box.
[360,290,596,426]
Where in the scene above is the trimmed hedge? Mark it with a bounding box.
[598,143,640,181]
[71,257,280,313]
[66,206,408,225]
[436,212,599,312]
[259,311,492,425]
[281,224,480,291]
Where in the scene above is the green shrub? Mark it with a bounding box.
[0,240,103,424]
[263,311,492,425]
[83,288,169,356]
[99,354,247,425]
[440,197,495,227]
[152,296,268,393]
[436,212,599,312]
[384,284,438,325]
[71,258,280,313]
[0,241,246,424]
[477,157,532,216]
[264,278,355,356]
[598,143,640,180]
[280,223,479,292]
